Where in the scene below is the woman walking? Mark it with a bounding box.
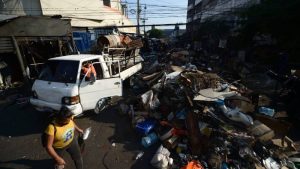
[45,107,84,169]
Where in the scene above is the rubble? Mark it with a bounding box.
[117,48,299,169]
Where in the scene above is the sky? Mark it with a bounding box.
[123,0,187,30]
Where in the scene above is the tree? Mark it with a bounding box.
[147,29,164,38]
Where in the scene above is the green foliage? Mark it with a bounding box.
[147,29,164,38]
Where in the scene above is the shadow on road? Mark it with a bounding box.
[0,158,53,169]
[87,105,140,150]
[85,104,157,169]
[0,103,49,137]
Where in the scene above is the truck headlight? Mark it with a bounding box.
[62,96,80,105]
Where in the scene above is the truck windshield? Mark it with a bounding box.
[38,60,79,83]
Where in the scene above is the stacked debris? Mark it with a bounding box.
[119,49,300,169]
[97,34,143,49]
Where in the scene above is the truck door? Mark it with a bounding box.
[79,61,122,111]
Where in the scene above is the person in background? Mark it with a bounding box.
[45,107,84,169]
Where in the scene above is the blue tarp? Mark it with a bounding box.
[73,32,95,53]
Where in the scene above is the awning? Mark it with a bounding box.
[0,16,72,37]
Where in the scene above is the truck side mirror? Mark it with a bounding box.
[90,73,96,84]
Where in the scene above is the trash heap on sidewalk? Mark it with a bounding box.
[118,49,300,169]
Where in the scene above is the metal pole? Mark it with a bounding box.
[137,0,140,35]
[11,36,31,93]
[143,21,146,37]
[11,36,27,78]
[144,5,146,36]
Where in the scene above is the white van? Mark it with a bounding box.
[30,54,142,116]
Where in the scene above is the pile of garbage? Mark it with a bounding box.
[119,49,300,169]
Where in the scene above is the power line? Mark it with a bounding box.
[0,8,187,13]
[0,1,259,22]
[97,22,187,28]
[147,0,172,6]
[129,16,186,19]
[0,6,251,17]
[125,2,187,9]
[144,12,187,14]
[0,2,187,10]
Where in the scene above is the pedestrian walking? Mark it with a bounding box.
[44,107,84,169]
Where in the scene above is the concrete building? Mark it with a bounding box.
[187,0,260,33]
[0,0,135,33]
[0,0,136,57]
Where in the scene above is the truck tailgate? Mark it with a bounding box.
[120,62,142,80]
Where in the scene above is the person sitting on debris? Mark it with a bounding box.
[45,107,84,169]
[81,62,96,80]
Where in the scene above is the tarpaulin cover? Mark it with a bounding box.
[73,32,95,53]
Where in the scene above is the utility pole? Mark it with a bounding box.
[175,24,179,37]
[136,0,140,36]
[143,20,146,37]
[141,5,147,37]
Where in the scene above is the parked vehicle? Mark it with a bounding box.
[30,54,143,116]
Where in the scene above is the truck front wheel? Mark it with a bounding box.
[94,98,109,114]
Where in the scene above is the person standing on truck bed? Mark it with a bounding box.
[81,62,97,80]
[45,107,84,169]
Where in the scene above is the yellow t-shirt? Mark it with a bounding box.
[45,120,75,149]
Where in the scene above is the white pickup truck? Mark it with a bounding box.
[30,54,142,116]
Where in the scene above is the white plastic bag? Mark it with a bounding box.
[263,157,280,169]
[141,90,153,106]
[141,90,160,111]
[150,145,173,169]
[225,108,253,126]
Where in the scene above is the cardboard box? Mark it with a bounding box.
[248,120,275,142]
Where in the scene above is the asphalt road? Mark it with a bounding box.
[0,96,157,169]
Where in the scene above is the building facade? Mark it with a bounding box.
[0,0,135,33]
[186,0,260,34]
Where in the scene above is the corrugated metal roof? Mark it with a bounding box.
[0,15,19,22]
[0,37,14,53]
[0,16,72,36]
